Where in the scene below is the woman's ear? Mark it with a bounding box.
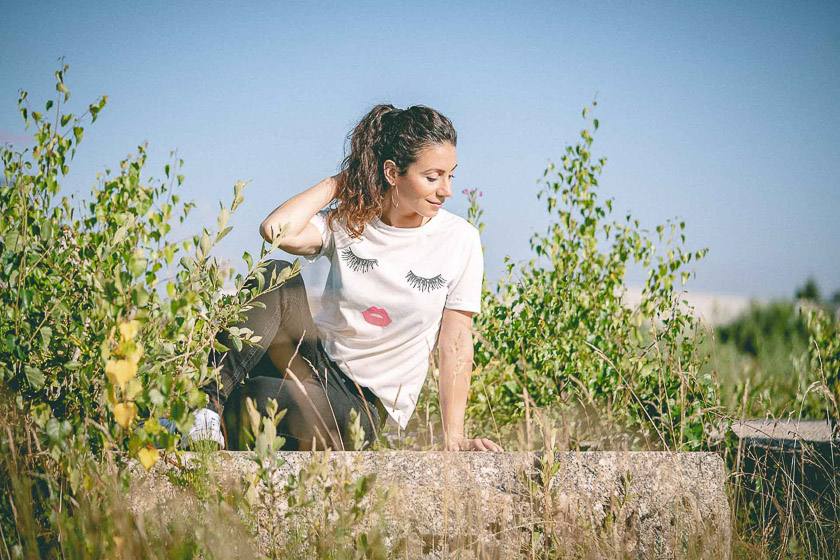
[383,159,398,186]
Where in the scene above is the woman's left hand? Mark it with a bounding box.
[444,435,504,452]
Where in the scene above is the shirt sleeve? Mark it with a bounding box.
[303,208,335,262]
[444,226,483,314]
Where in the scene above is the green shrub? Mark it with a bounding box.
[803,304,840,422]
[462,103,717,451]
[0,64,293,555]
[708,299,829,418]
[718,301,809,358]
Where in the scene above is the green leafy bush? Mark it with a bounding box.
[463,103,717,450]
[0,64,295,553]
[717,301,809,358]
[803,304,840,421]
[709,299,824,418]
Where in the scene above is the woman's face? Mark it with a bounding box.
[383,142,457,226]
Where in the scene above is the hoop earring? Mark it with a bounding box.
[390,184,400,208]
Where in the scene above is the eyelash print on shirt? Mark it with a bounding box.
[341,247,378,273]
[405,270,446,292]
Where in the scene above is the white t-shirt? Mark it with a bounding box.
[304,208,483,429]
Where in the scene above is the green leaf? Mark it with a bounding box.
[180,256,196,273]
[129,249,148,276]
[199,230,211,256]
[149,389,165,407]
[234,180,245,200]
[217,206,230,232]
[216,226,233,243]
[255,270,265,293]
[24,365,45,390]
[21,289,33,310]
[112,216,134,247]
[270,230,285,252]
[232,180,247,211]
[73,126,83,145]
[46,418,61,441]
[40,220,53,242]
[131,286,150,306]
[39,326,52,348]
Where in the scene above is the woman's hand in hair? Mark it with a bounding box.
[444,435,503,452]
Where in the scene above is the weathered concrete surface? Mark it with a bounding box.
[732,419,837,448]
[127,451,730,559]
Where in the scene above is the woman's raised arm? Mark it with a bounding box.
[258,173,341,255]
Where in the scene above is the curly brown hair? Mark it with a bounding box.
[328,104,457,238]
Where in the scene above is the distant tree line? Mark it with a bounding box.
[718,278,838,357]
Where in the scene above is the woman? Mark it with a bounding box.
[189,104,502,452]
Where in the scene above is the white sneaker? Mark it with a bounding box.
[187,408,226,450]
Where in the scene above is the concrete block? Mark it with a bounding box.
[127,451,730,558]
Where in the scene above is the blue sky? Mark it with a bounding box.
[1,1,838,299]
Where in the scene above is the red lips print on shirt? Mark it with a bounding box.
[362,306,392,327]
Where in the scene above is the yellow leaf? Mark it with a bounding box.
[119,320,140,341]
[113,535,124,555]
[113,402,137,429]
[105,359,137,389]
[245,396,261,433]
[137,447,159,471]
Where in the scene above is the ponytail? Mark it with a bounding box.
[329,104,457,238]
